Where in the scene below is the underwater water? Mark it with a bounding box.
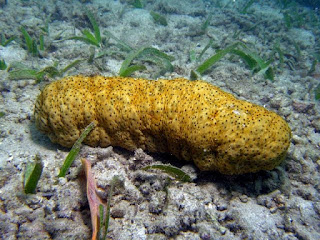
[296,0,320,8]
[0,0,320,239]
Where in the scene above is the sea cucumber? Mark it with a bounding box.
[34,75,291,175]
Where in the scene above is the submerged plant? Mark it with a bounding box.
[130,0,144,8]
[119,46,174,78]
[8,60,82,82]
[283,12,292,28]
[150,11,167,26]
[240,0,256,14]
[0,59,7,70]
[315,84,320,101]
[308,59,318,75]
[68,10,102,47]
[191,42,239,79]
[190,39,214,63]
[277,0,293,9]
[9,68,47,82]
[24,155,43,194]
[308,53,320,75]
[86,46,113,71]
[20,26,39,56]
[142,164,192,183]
[20,22,49,57]
[282,8,307,29]
[190,42,274,81]
[40,16,50,35]
[0,33,16,47]
[200,14,212,34]
[273,42,284,69]
[103,30,133,52]
[231,47,274,80]
[293,41,301,61]
[58,122,95,177]
[98,176,117,240]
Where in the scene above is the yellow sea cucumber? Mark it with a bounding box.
[34,75,291,175]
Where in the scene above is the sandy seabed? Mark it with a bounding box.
[0,0,320,239]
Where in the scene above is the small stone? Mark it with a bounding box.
[292,101,314,113]
[111,208,125,218]
[270,207,277,214]
[239,195,248,203]
[311,119,320,132]
[216,202,228,211]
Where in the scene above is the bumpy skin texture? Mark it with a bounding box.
[34,75,291,175]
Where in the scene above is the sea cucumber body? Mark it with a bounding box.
[35,76,291,174]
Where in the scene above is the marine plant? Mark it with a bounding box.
[308,59,318,75]
[150,11,168,26]
[68,10,102,47]
[119,46,174,78]
[315,84,320,100]
[273,42,284,70]
[277,0,294,9]
[271,40,301,72]
[230,46,274,81]
[20,18,50,56]
[86,46,112,71]
[232,21,261,40]
[240,0,256,14]
[200,14,212,34]
[98,204,111,240]
[143,164,192,183]
[9,67,47,82]
[58,122,95,177]
[199,40,213,61]
[129,0,144,8]
[8,60,82,82]
[39,17,50,51]
[0,33,16,47]
[282,8,307,29]
[293,41,301,61]
[189,14,213,37]
[189,39,213,63]
[20,26,40,56]
[40,17,50,36]
[104,30,133,52]
[98,177,117,240]
[191,42,239,79]
[308,53,320,75]
[190,42,274,81]
[86,29,135,67]
[0,59,7,70]
[23,155,43,194]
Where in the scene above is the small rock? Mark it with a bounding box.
[239,195,248,203]
[311,118,320,132]
[292,101,314,113]
[111,208,125,218]
[216,202,228,211]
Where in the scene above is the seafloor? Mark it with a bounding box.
[0,0,320,239]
